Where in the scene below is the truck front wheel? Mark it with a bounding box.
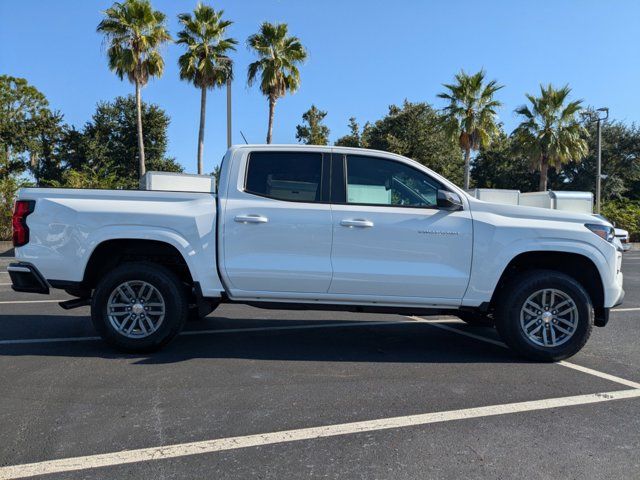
[91,262,188,352]
[495,270,593,362]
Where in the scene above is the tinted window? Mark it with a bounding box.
[245,152,323,202]
[346,155,440,207]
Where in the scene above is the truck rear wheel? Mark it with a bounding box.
[91,262,188,352]
[495,270,593,362]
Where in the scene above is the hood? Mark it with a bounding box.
[468,198,604,225]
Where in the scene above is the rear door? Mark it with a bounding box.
[221,149,333,295]
[329,153,473,302]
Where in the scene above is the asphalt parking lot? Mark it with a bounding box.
[0,248,639,479]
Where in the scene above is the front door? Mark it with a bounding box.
[329,154,473,302]
[222,150,333,295]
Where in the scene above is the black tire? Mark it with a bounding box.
[91,262,188,352]
[495,269,593,362]
[455,310,494,327]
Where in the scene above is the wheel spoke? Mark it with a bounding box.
[556,306,575,317]
[117,287,131,302]
[542,327,549,345]
[525,299,543,312]
[555,316,575,328]
[138,318,148,335]
[123,283,137,300]
[549,325,557,344]
[144,316,154,331]
[554,324,573,335]
[137,283,148,300]
[529,324,542,336]
[125,318,137,335]
[118,314,132,332]
[553,299,571,312]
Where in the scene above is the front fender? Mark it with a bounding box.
[462,236,611,307]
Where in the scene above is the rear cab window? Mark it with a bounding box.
[244,151,324,203]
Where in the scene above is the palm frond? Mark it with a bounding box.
[246,21,307,99]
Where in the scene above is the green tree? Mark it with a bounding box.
[177,3,237,174]
[0,75,50,175]
[556,119,640,200]
[513,84,588,191]
[0,76,51,239]
[335,117,363,147]
[247,22,307,144]
[59,96,182,189]
[601,201,640,241]
[472,132,539,192]
[363,101,464,185]
[438,70,503,189]
[97,0,171,178]
[295,105,330,145]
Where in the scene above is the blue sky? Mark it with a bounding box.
[1,0,639,174]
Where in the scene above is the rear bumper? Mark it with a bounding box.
[7,263,50,294]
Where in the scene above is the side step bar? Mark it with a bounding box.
[59,298,91,310]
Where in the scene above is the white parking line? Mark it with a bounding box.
[409,316,640,389]
[0,319,425,345]
[612,307,640,312]
[0,299,63,305]
[558,361,640,389]
[1,388,638,480]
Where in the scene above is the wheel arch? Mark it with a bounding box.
[82,238,194,290]
[490,250,606,324]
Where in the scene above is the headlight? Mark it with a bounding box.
[585,223,615,243]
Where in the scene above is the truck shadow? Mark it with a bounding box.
[0,313,525,365]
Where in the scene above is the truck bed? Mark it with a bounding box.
[15,187,223,296]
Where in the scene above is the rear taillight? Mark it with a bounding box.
[12,200,35,247]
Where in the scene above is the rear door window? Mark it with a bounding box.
[245,152,323,202]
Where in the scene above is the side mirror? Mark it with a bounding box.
[437,189,463,211]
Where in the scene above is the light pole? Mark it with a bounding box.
[581,107,609,214]
[226,75,232,148]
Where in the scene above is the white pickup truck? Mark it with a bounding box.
[9,145,624,361]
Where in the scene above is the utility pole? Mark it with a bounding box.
[581,107,609,214]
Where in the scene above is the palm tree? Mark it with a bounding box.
[513,84,588,191]
[177,4,237,174]
[438,70,503,189]
[97,0,170,178]
[247,22,307,144]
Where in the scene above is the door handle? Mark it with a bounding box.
[340,219,374,228]
[234,214,269,224]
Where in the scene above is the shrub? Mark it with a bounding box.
[601,201,640,242]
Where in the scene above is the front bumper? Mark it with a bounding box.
[7,263,50,294]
